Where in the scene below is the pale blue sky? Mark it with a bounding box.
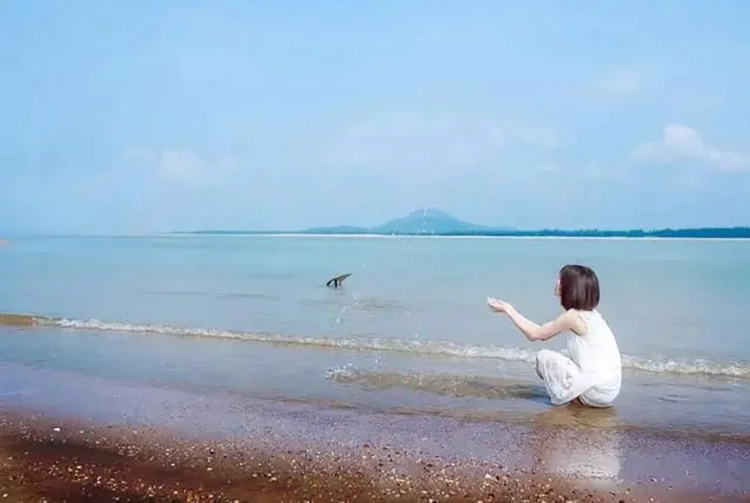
[1,1,749,233]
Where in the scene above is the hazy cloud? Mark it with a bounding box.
[122,147,237,186]
[634,125,748,172]
[322,111,558,176]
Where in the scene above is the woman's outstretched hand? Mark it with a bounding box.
[487,297,511,314]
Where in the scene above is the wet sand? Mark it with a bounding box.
[1,363,749,502]
[0,409,616,503]
[0,406,748,503]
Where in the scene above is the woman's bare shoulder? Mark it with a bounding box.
[563,309,589,336]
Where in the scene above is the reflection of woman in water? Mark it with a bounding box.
[530,403,623,486]
[487,264,622,407]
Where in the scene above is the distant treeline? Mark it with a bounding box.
[391,228,750,238]
[303,228,750,238]
[177,227,750,238]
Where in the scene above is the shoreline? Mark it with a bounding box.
[172,233,750,242]
[3,317,750,380]
[1,407,746,503]
[5,233,750,242]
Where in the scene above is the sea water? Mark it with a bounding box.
[1,235,749,439]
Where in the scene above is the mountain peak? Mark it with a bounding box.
[298,207,509,235]
[405,206,453,219]
[373,207,487,235]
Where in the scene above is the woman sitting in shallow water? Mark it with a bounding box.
[487,264,622,408]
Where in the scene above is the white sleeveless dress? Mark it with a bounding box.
[535,309,622,407]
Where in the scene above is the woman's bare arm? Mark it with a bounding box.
[487,297,586,342]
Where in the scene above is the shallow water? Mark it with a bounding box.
[2,361,749,497]
[0,235,749,437]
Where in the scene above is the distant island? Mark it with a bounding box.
[174,207,750,239]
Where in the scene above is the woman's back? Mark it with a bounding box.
[567,309,621,377]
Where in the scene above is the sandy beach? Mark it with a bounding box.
[1,388,748,503]
[0,409,617,503]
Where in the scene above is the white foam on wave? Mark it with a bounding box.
[40,317,750,379]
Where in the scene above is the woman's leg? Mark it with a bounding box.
[535,349,585,406]
[578,374,621,408]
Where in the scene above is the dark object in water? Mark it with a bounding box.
[326,273,351,288]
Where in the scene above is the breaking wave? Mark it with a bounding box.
[2,313,749,379]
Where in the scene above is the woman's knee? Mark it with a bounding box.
[534,350,551,379]
[535,349,555,367]
[536,348,558,360]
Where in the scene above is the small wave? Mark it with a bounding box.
[326,367,548,400]
[2,313,749,379]
[620,355,749,378]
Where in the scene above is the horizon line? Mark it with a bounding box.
[174,225,750,233]
[4,225,750,239]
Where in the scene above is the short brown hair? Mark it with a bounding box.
[559,264,600,311]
